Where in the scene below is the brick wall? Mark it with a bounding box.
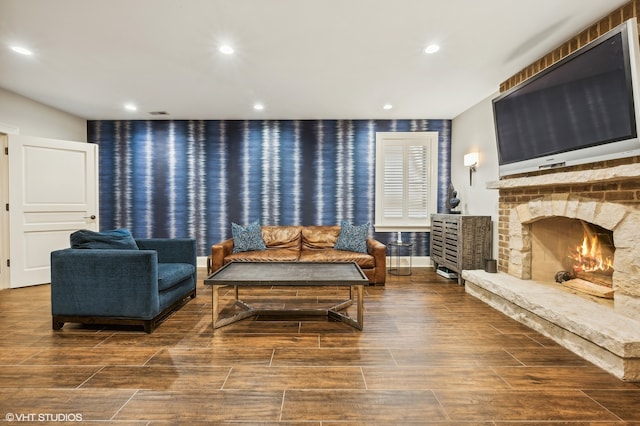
[496,0,640,272]
[500,0,640,92]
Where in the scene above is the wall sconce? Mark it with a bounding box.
[464,152,479,186]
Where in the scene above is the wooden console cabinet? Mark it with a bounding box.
[430,214,492,284]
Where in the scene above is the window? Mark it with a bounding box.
[374,132,438,232]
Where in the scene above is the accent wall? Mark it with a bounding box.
[88,119,452,257]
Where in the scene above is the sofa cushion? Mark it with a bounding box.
[225,248,300,263]
[70,228,139,250]
[334,221,369,253]
[157,263,196,292]
[232,221,266,253]
[301,225,340,250]
[299,248,375,269]
[261,226,302,249]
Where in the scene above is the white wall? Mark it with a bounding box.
[0,87,86,141]
[451,91,500,258]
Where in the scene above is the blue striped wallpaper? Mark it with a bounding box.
[88,119,452,257]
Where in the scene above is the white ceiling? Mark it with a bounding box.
[0,0,631,120]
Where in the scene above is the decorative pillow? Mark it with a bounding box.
[70,228,139,250]
[334,221,369,253]
[232,221,266,253]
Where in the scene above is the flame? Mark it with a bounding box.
[568,224,614,274]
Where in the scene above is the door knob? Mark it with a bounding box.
[84,215,96,220]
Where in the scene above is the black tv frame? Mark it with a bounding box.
[493,18,640,177]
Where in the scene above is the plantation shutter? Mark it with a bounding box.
[375,132,438,232]
[382,145,404,219]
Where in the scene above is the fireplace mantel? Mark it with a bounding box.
[487,163,640,190]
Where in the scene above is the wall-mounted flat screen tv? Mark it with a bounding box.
[493,18,640,177]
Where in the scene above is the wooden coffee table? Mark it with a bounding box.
[204,261,367,330]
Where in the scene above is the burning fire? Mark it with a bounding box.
[568,222,614,274]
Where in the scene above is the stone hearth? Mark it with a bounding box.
[463,163,640,381]
[463,270,640,381]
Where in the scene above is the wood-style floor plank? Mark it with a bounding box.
[0,267,639,424]
[493,366,640,388]
[362,366,511,390]
[0,388,136,421]
[115,390,284,422]
[583,389,640,421]
[281,389,447,422]
[224,366,366,390]
[434,389,622,422]
[82,365,232,390]
[0,365,101,388]
[21,346,160,366]
[271,347,397,367]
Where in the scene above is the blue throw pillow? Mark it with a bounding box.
[232,221,266,253]
[70,228,139,250]
[334,221,369,253]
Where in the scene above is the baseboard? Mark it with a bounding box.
[386,256,432,268]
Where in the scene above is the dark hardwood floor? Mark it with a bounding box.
[1,267,639,424]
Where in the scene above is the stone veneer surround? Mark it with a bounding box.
[508,193,640,319]
[462,162,640,381]
[492,163,640,320]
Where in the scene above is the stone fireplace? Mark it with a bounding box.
[462,162,640,381]
[508,192,640,318]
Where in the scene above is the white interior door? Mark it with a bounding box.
[8,135,99,288]
[0,134,10,290]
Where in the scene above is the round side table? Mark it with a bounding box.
[388,241,414,276]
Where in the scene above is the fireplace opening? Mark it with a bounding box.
[568,220,614,285]
[530,217,615,297]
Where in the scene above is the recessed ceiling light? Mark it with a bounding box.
[10,46,33,56]
[253,103,264,111]
[383,103,393,110]
[424,44,440,54]
[219,45,234,55]
[124,103,137,112]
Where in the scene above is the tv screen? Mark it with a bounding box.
[493,18,640,177]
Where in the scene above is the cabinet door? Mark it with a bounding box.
[442,216,460,270]
[429,215,445,265]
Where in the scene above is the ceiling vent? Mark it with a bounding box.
[148,111,169,115]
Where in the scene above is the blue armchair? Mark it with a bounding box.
[50,236,197,333]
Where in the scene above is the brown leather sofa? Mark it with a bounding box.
[209,225,386,285]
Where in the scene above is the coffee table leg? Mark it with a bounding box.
[327,284,363,330]
[210,285,258,329]
[356,284,363,329]
[212,284,220,329]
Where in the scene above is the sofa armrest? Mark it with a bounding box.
[367,237,386,262]
[211,238,234,273]
[367,237,387,285]
[50,249,160,319]
[136,238,196,266]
